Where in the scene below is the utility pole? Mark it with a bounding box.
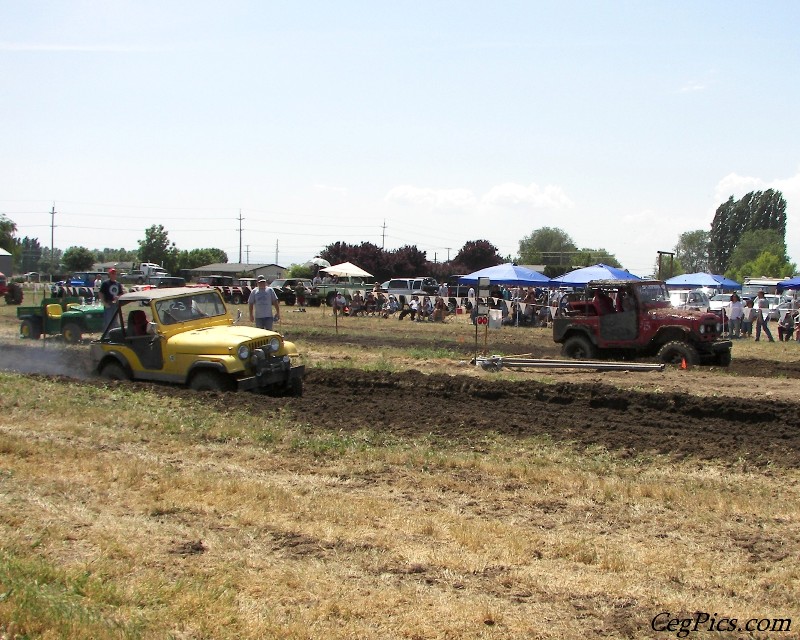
[381,220,386,249]
[275,240,278,265]
[50,203,56,277]
[238,210,244,263]
[445,247,451,262]
[245,245,250,264]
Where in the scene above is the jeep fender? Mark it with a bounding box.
[97,352,133,377]
[186,360,229,383]
[653,327,691,348]
[554,322,596,345]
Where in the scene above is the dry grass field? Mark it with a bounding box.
[1,291,799,639]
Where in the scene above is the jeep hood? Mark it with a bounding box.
[167,325,281,352]
[648,307,716,322]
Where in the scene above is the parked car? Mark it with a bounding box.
[669,289,711,313]
[708,293,732,312]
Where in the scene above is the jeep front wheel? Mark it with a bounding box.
[562,335,596,360]
[715,348,732,367]
[189,370,234,392]
[658,341,700,366]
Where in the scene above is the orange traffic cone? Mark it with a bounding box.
[680,357,688,370]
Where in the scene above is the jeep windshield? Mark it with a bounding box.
[638,283,669,304]
[155,291,228,325]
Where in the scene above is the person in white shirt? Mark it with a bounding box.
[726,293,744,338]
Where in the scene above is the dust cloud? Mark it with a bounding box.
[0,341,93,379]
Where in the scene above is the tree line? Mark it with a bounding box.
[1,189,794,282]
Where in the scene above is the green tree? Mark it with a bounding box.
[0,214,17,253]
[674,230,710,273]
[62,246,96,271]
[709,190,787,273]
[727,229,787,276]
[138,225,179,274]
[95,248,139,263]
[728,250,795,284]
[452,240,503,272]
[38,248,63,276]
[177,248,229,271]
[19,237,43,273]
[518,227,577,266]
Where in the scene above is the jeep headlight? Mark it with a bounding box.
[716,322,723,333]
[237,345,251,360]
[699,325,705,334]
[268,337,281,353]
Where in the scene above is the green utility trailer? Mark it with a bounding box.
[18,297,107,343]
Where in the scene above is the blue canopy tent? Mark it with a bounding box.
[458,263,550,286]
[458,263,549,326]
[551,263,641,287]
[776,276,800,291]
[665,272,741,290]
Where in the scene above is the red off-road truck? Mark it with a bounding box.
[553,279,732,366]
[0,272,23,305]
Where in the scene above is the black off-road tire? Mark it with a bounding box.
[100,361,130,381]
[288,376,304,397]
[61,322,83,344]
[658,341,700,366]
[230,293,243,305]
[20,319,42,340]
[715,349,732,367]
[562,334,597,360]
[189,370,234,392]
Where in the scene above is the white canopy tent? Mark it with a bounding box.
[321,261,373,279]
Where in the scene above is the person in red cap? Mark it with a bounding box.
[99,268,125,330]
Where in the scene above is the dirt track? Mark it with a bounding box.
[3,326,800,469]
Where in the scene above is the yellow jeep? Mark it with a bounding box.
[90,287,304,395]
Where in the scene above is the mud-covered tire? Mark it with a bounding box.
[715,348,732,367]
[189,370,234,392]
[288,376,304,397]
[61,322,83,344]
[20,319,42,340]
[658,341,700,366]
[100,361,130,381]
[562,334,597,360]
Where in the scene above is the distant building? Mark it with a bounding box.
[186,263,285,282]
[0,248,12,276]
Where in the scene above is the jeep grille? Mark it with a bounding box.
[248,336,279,352]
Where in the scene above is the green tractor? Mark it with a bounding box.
[18,297,106,344]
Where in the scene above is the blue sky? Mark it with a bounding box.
[2,1,799,276]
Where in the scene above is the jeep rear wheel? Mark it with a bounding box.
[658,341,700,366]
[62,322,82,344]
[562,335,597,360]
[189,370,234,392]
[100,361,130,381]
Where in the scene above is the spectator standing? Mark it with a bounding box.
[248,275,280,330]
[99,268,124,329]
[438,282,449,300]
[293,281,308,310]
[727,293,744,338]
[93,274,103,301]
[754,290,775,342]
[778,309,795,341]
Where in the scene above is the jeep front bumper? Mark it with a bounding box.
[237,356,305,392]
